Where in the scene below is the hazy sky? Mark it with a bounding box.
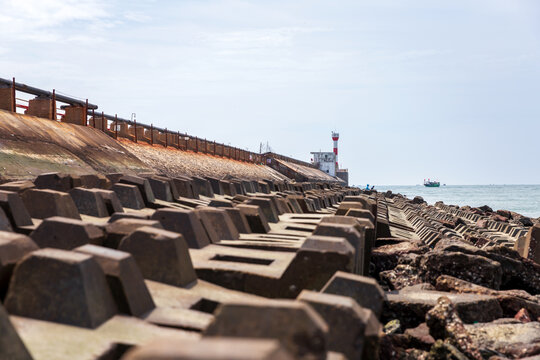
[1,0,539,185]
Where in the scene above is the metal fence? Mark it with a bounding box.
[0,77,266,164]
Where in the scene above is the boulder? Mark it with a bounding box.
[418,251,502,289]
[425,296,482,360]
[383,290,503,329]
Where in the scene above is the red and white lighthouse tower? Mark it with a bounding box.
[331,131,339,171]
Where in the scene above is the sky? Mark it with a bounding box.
[1,0,539,186]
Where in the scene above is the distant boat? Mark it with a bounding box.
[424,179,440,187]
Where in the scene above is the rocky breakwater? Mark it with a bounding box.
[374,190,540,359]
[0,172,539,359]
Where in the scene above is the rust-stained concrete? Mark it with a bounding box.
[0,110,150,180]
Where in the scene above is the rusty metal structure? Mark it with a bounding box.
[0,77,266,164]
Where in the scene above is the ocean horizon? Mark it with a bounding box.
[372,184,540,218]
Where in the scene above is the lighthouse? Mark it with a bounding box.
[331,131,339,172]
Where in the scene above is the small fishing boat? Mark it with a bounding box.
[424,179,440,187]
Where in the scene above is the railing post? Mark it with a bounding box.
[185,133,188,150]
[101,111,105,132]
[213,141,216,156]
[195,137,198,153]
[134,120,137,143]
[51,89,56,120]
[165,128,168,147]
[84,99,88,126]
[11,77,16,113]
[92,108,96,128]
[150,124,154,145]
[114,114,118,139]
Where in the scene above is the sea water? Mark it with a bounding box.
[374,185,540,218]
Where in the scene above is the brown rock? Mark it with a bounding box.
[425,296,482,360]
[514,308,531,323]
[419,251,503,289]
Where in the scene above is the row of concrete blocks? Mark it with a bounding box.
[0,193,384,359]
[0,174,346,235]
[437,203,528,239]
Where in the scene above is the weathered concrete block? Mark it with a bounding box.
[192,176,214,197]
[34,172,73,192]
[237,204,271,233]
[74,244,155,317]
[146,176,174,202]
[225,208,252,234]
[297,290,382,360]
[0,190,33,229]
[0,208,12,231]
[0,231,38,300]
[104,218,163,249]
[150,208,210,249]
[313,223,365,275]
[0,180,35,193]
[122,337,294,360]
[321,271,385,318]
[5,248,117,328]
[112,183,146,210]
[118,226,197,287]
[69,187,109,217]
[30,216,104,250]
[94,189,124,214]
[108,212,149,223]
[206,177,224,195]
[21,189,81,220]
[171,177,199,199]
[195,207,240,242]
[208,199,235,208]
[204,300,328,359]
[0,303,33,360]
[221,180,237,196]
[118,175,156,206]
[247,197,279,223]
[319,216,375,275]
[515,224,540,264]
